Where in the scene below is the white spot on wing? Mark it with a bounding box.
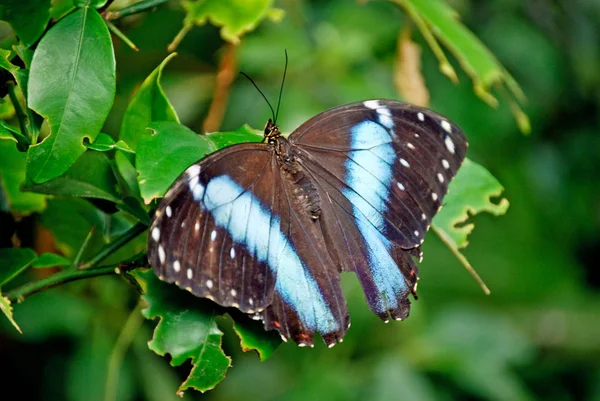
[441,120,452,133]
[206,279,213,289]
[432,193,438,201]
[158,246,165,264]
[165,206,172,217]
[414,230,419,237]
[444,136,456,154]
[187,268,193,279]
[437,173,444,183]
[417,112,425,121]
[400,158,410,168]
[151,227,160,241]
[364,100,381,109]
[442,159,450,169]
[421,213,426,220]
[407,143,415,150]
[187,165,201,177]
[231,289,237,297]
[249,298,253,305]
[230,247,236,259]
[195,221,200,231]
[173,260,181,272]
[397,182,405,191]
[211,230,217,241]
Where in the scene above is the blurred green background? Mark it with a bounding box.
[2,0,600,400]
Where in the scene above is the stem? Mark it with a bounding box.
[104,0,170,21]
[6,82,31,148]
[6,266,119,303]
[432,225,491,295]
[105,303,144,401]
[79,222,147,270]
[202,43,238,133]
[106,20,139,51]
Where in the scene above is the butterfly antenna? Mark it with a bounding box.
[274,49,288,123]
[240,71,276,122]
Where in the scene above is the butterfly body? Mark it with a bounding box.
[148,99,467,347]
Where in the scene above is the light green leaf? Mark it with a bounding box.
[23,150,121,202]
[120,53,179,152]
[32,252,72,268]
[0,0,51,47]
[0,247,37,287]
[206,124,263,149]
[229,313,280,361]
[178,0,284,45]
[432,158,509,293]
[138,270,231,395]
[433,158,509,249]
[0,292,22,333]
[50,0,75,20]
[84,132,116,152]
[0,138,47,215]
[393,0,529,132]
[27,7,116,183]
[136,121,215,204]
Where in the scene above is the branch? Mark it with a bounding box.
[79,222,147,269]
[202,43,238,133]
[6,82,31,149]
[104,0,170,21]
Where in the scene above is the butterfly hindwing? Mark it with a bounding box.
[290,100,467,321]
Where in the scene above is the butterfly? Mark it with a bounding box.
[147,99,467,347]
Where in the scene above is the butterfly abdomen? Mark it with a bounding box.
[276,138,322,220]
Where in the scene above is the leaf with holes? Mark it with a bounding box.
[205,124,263,149]
[27,7,115,183]
[137,269,231,395]
[432,158,509,293]
[393,0,529,132]
[229,313,281,361]
[180,0,284,45]
[136,121,215,204]
[120,53,179,152]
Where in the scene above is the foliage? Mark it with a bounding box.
[1,0,598,400]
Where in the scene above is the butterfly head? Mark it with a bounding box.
[263,118,281,143]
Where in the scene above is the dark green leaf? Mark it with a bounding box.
[27,7,116,183]
[50,0,75,20]
[120,53,178,152]
[0,247,37,287]
[0,0,51,47]
[137,269,231,394]
[84,132,116,152]
[0,138,47,215]
[136,121,215,204]
[115,150,140,198]
[205,124,263,149]
[229,313,280,361]
[23,150,121,202]
[181,0,284,44]
[32,252,72,268]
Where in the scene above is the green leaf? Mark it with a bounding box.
[0,48,19,73]
[433,158,509,249]
[0,0,51,47]
[32,252,72,268]
[137,269,231,394]
[23,150,121,202]
[432,158,509,293]
[0,247,37,287]
[205,124,263,149]
[394,0,529,132]
[50,0,75,20]
[180,0,284,45]
[0,119,19,142]
[136,121,215,204]
[0,292,22,333]
[84,132,116,152]
[229,313,280,361]
[0,138,47,215]
[27,7,116,183]
[120,53,179,152]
